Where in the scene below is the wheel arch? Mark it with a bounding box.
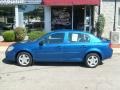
[15,50,33,61]
[84,51,102,61]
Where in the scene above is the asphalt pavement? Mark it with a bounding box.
[0,50,120,90]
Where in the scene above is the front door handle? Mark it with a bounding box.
[82,45,87,48]
[57,46,61,48]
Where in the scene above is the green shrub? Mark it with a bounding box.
[2,30,15,42]
[28,31,46,40]
[96,14,105,37]
[14,27,26,41]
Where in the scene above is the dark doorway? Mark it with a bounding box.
[73,6,85,31]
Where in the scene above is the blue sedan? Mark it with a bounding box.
[5,30,113,68]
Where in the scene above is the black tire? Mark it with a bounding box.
[16,52,33,67]
[85,53,100,68]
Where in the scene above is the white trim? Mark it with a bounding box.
[15,5,19,27]
[0,0,42,5]
[84,6,86,32]
[15,5,24,28]
[44,6,51,32]
[89,6,92,32]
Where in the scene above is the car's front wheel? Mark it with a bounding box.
[85,53,100,68]
[16,52,33,66]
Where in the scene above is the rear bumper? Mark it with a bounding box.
[102,48,113,60]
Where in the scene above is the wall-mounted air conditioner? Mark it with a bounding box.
[110,31,120,44]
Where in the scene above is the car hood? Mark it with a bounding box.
[12,40,35,47]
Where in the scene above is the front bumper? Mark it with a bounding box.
[5,51,16,62]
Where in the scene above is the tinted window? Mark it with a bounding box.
[45,33,64,44]
[69,33,90,43]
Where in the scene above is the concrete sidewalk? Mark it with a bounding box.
[0,42,14,52]
[112,48,120,53]
[0,46,8,52]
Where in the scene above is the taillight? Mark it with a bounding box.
[109,43,112,48]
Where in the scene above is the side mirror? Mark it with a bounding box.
[39,41,44,46]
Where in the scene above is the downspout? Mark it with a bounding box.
[113,0,117,31]
[99,0,102,15]
[98,0,100,14]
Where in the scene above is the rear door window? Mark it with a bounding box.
[69,33,90,43]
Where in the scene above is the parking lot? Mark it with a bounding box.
[0,51,120,90]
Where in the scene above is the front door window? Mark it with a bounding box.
[45,33,65,44]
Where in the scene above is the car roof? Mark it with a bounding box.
[50,29,91,35]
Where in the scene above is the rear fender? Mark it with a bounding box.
[84,48,103,60]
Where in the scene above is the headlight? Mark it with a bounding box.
[7,46,14,52]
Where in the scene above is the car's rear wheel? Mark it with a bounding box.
[17,52,32,66]
[85,53,100,68]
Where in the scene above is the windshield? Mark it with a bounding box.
[34,32,50,42]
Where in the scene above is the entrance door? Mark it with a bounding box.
[73,6,84,31]
[84,6,92,33]
[73,6,93,32]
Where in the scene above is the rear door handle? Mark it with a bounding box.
[82,45,87,48]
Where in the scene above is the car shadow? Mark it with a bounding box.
[34,62,86,67]
[2,58,87,68]
[2,58,16,65]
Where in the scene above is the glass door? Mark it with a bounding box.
[84,6,92,33]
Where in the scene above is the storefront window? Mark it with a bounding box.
[51,6,72,30]
[23,5,44,31]
[118,8,120,26]
[0,6,14,30]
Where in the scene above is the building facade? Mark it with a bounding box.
[100,0,120,38]
[43,0,100,33]
[0,0,43,30]
[0,0,100,33]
